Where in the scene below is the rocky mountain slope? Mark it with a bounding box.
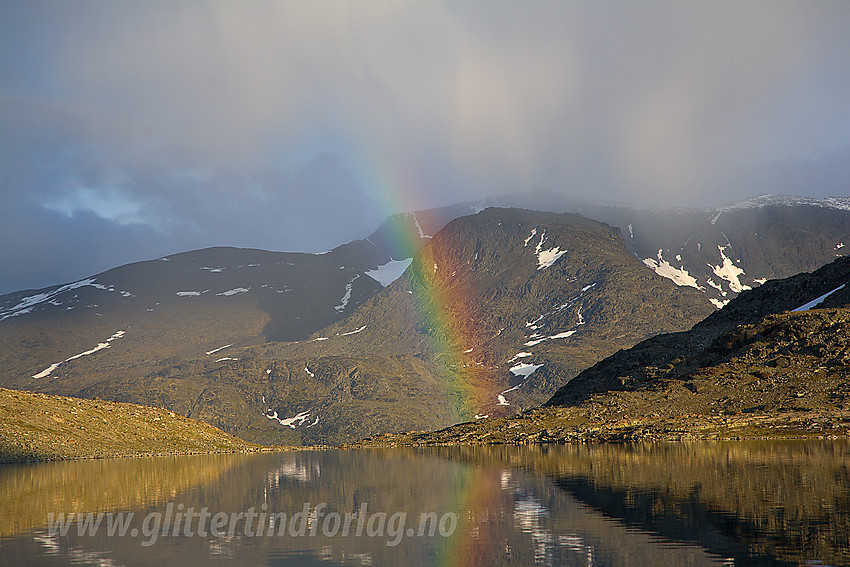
[357,256,850,446]
[0,206,447,339]
[26,209,714,446]
[1,194,848,447]
[403,191,850,307]
[262,208,714,410]
[0,204,463,387]
[0,387,264,463]
[485,192,850,308]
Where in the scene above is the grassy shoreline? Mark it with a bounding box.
[0,387,294,463]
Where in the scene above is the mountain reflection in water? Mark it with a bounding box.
[0,442,846,566]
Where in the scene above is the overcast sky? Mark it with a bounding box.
[1,1,849,294]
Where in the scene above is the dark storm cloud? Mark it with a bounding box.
[1,1,849,293]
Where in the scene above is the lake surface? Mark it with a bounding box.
[1,442,847,566]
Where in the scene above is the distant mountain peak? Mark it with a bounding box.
[708,193,850,212]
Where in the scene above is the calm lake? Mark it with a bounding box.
[0,442,847,566]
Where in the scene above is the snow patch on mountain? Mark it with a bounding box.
[710,247,751,293]
[1,278,104,321]
[365,259,413,287]
[529,230,567,269]
[340,325,367,336]
[266,409,313,428]
[508,352,533,363]
[523,284,596,338]
[32,363,62,380]
[510,363,543,378]
[792,284,846,312]
[409,213,431,239]
[524,329,576,346]
[217,287,250,296]
[65,332,122,361]
[533,231,546,254]
[335,275,359,312]
[537,246,567,270]
[32,330,125,379]
[498,361,545,406]
[643,249,702,289]
[205,344,232,355]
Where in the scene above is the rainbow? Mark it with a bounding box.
[408,244,489,420]
[344,148,512,564]
[429,466,497,566]
[344,148,497,420]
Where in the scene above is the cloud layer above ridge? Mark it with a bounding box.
[1,1,849,292]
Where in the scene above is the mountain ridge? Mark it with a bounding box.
[355,255,850,446]
[1,208,716,446]
[2,194,849,447]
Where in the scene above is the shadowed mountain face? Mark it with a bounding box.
[358,255,850,446]
[0,209,714,445]
[264,208,714,411]
[6,193,843,335]
[576,198,850,309]
[0,207,456,386]
[1,195,848,446]
[546,255,850,408]
[0,201,477,372]
[477,192,850,308]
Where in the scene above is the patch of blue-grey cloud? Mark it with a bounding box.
[1,1,849,294]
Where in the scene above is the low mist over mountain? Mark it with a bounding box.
[482,192,850,308]
[1,195,848,445]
